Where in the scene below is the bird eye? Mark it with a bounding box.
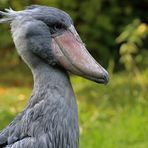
[50,23,63,34]
[54,24,62,30]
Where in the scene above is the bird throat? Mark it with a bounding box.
[26,62,79,147]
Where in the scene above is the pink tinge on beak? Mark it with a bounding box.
[51,25,109,84]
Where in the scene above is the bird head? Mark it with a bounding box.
[0,5,109,84]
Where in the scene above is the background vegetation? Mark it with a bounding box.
[0,0,148,147]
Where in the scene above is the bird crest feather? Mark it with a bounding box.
[0,8,17,23]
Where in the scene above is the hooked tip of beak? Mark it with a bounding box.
[93,71,109,84]
[102,70,109,84]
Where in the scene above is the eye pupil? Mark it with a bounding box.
[54,24,62,30]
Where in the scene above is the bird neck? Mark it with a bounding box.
[29,62,76,108]
[26,62,79,147]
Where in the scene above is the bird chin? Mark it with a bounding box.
[51,25,109,84]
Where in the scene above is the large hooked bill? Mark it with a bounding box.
[51,25,109,84]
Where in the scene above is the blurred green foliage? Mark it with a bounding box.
[117,19,148,71]
[0,0,148,69]
[0,62,148,147]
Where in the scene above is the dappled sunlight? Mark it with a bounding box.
[0,87,7,94]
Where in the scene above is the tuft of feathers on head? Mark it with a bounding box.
[0,8,18,23]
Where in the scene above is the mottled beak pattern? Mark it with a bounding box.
[52,25,109,84]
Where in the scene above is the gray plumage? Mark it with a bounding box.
[0,5,109,148]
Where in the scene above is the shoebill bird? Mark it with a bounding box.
[0,5,109,148]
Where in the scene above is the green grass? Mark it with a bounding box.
[71,72,148,148]
[0,62,148,148]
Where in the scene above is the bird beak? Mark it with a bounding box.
[51,25,109,84]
